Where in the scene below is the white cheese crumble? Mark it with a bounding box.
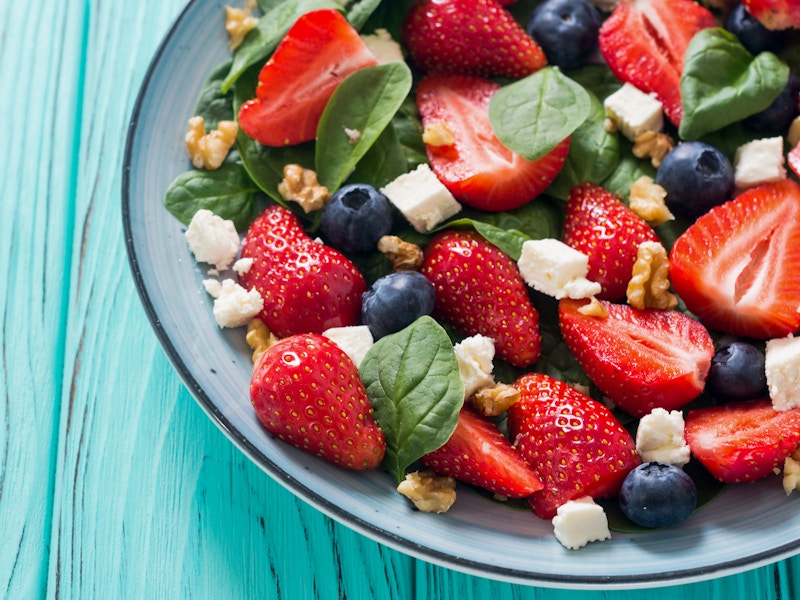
[734,137,787,189]
[517,238,601,299]
[765,335,800,411]
[207,278,263,328]
[232,257,254,275]
[552,496,611,550]
[783,452,800,495]
[361,28,404,65]
[185,209,240,272]
[453,334,496,399]
[635,408,691,467]
[604,83,664,141]
[322,325,374,368]
[380,164,462,233]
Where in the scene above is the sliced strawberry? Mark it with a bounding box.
[402,0,546,79]
[415,74,570,212]
[670,178,800,339]
[562,181,661,302]
[789,140,800,178]
[508,373,640,519]
[559,298,714,418]
[743,0,800,30]
[238,9,377,147]
[420,407,543,498]
[685,399,800,483]
[598,0,715,126]
[420,230,541,368]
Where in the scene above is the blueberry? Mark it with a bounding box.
[725,3,784,55]
[361,271,436,339]
[743,73,800,134]
[321,183,393,254]
[618,462,697,528]
[656,141,734,220]
[525,0,601,70]
[706,342,767,403]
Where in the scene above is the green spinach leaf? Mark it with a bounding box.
[345,122,409,189]
[392,97,428,171]
[194,59,235,129]
[601,143,656,200]
[346,0,384,30]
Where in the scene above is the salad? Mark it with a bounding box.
[163,0,800,550]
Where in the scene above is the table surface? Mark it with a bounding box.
[3,0,800,598]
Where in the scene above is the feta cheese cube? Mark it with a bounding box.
[209,279,263,328]
[185,209,240,271]
[766,335,800,411]
[361,28,405,65]
[734,137,787,189]
[604,83,664,141]
[453,334,495,399]
[517,238,601,299]
[380,164,462,233]
[635,407,691,466]
[551,496,611,550]
[322,325,374,367]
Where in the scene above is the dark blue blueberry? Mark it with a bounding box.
[706,342,767,403]
[361,271,436,339]
[619,462,697,528]
[525,0,601,70]
[656,141,734,220]
[725,3,784,55]
[743,73,800,134]
[321,183,393,254]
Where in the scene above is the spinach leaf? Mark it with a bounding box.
[566,63,622,102]
[316,62,413,192]
[360,0,417,40]
[360,316,465,483]
[458,197,564,246]
[601,143,656,200]
[346,0,384,30]
[442,219,531,261]
[680,27,790,140]
[392,97,428,171]
[532,295,591,387]
[345,122,409,189]
[489,67,592,161]
[194,59,235,129]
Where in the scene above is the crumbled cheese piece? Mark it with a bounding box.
[422,122,456,147]
[766,335,800,411]
[604,83,664,141]
[203,278,223,298]
[626,241,678,310]
[453,334,496,399]
[278,164,329,213]
[185,116,238,170]
[397,471,457,513]
[635,408,691,466]
[628,176,674,226]
[380,164,462,233]
[344,127,361,144]
[360,28,404,65]
[224,1,258,50]
[246,318,278,364]
[233,257,254,275]
[210,279,264,328]
[632,130,674,168]
[783,450,800,495]
[185,209,240,271]
[552,496,611,550]
[517,238,601,299]
[734,137,787,189]
[788,116,800,148]
[322,325,374,367]
[377,235,424,271]
[471,383,520,417]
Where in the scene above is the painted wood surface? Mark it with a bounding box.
[2,0,800,598]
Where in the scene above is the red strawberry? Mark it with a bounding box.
[420,230,541,368]
[670,178,800,339]
[239,204,367,338]
[562,181,660,301]
[420,407,543,498]
[598,0,715,126]
[238,9,377,146]
[684,399,800,484]
[251,333,385,469]
[789,140,800,178]
[402,0,546,79]
[415,74,570,212]
[559,298,714,418]
[743,0,800,30]
[508,373,640,519]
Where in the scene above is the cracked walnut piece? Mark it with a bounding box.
[246,318,279,365]
[377,235,424,271]
[628,176,674,226]
[278,164,329,213]
[185,116,238,170]
[471,383,520,417]
[633,130,674,168]
[225,1,258,50]
[626,241,678,310]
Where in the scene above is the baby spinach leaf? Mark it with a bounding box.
[360,316,465,483]
[567,63,622,103]
[680,28,790,140]
[489,67,592,161]
[442,219,530,261]
[346,0,383,30]
[316,62,413,192]
[392,97,428,171]
[360,0,417,40]
[345,122,409,189]
[457,197,565,244]
[601,143,656,200]
[194,59,235,129]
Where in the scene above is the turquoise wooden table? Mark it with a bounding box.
[3,0,800,598]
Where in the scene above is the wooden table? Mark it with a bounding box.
[3,0,800,597]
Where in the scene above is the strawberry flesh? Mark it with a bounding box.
[743,0,800,30]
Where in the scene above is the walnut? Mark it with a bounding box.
[377,235,424,271]
[788,116,800,148]
[185,116,238,170]
[277,164,329,213]
[224,1,258,50]
[628,176,675,226]
[784,450,800,495]
[396,471,457,513]
[633,130,674,168]
[422,122,456,147]
[626,241,679,310]
[246,318,279,364]
[471,383,520,416]
[577,297,608,317]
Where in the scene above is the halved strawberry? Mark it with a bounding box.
[743,0,800,30]
[684,399,800,483]
[508,373,640,519]
[562,181,661,301]
[420,407,543,498]
[670,178,800,339]
[402,0,546,79]
[415,74,570,212]
[238,9,377,147]
[559,298,714,418]
[598,0,715,126]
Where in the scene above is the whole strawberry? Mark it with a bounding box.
[238,204,367,338]
[508,373,640,519]
[421,230,541,368]
[251,333,385,470]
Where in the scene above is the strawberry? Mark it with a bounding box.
[415,74,570,212]
[420,407,543,498]
[743,0,800,30]
[684,399,800,484]
[251,333,385,470]
[562,181,660,301]
[238,9,377,147]
[559,298,714,418]
[238,204,367,338]
[669,178,800,339]
[420,230,541,368]
[402,0,546,79]
[508,373,640,519]
[598,0,715,126]
[789,140,800,179]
